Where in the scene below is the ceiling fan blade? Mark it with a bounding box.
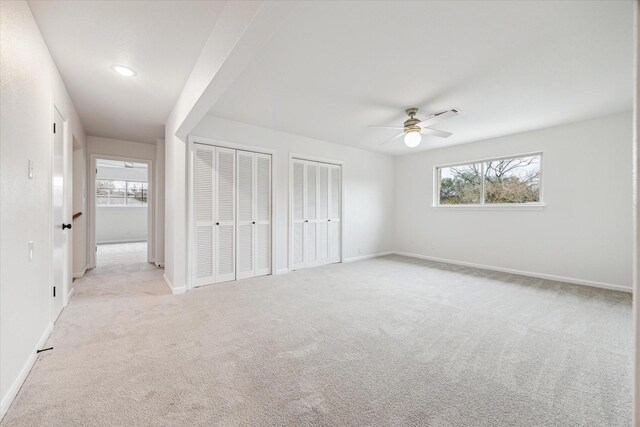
[421,127,452,138]
[368,125,404,130]
[419,109,459,128]
[379,132,404,146]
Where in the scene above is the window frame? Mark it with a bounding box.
[96,178,148,207]
[433,152,545,210]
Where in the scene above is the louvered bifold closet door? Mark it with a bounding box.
[194,146,216,286]
[292,160,306,270]
[236,151,255,280]
[215,147,236,283]
[305,161,318,266]
[328,165,341,263]
[254,153,272,277]
[316,163,330,263]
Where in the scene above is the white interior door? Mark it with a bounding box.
[215,147,236,283]
[292,160,306,270]
[328,165,341,262]
[52,109,66,321]
[193,146,216,286]
[254,153,272,277]
[236,151,255,280]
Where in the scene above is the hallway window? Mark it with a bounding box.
[97,179,147,206]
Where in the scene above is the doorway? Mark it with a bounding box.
[92,158,151,267]
[51,107,68,321]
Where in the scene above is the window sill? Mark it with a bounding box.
[96,205,148,208]
[431,203,545,211]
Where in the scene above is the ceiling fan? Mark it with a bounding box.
[369,108,459,148]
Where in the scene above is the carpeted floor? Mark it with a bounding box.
[1,248,632,426]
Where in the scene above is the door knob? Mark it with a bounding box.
[62,223,72,230]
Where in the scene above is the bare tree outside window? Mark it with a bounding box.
[437,154,541,205]
[439,164,481,204]
[484,156,540,204]
[97,179,148,206]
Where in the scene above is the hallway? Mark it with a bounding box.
[97,242,148,267]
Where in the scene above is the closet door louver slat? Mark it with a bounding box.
[194,146,215,286]
[292,160,306,269]
[236,151,254,279]
[215,147,236,283]
[255,154,272,276]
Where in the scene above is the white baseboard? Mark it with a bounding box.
[155,261,164,268]
[276,268,290,275]
[0,322,53,421]
[97,239,147,245]
[392,251,632,293]
[72,265,88,279]
[163,274,185,295]
[64,288,75,306]
[344,251,394,263]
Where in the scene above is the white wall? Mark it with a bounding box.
[395,112,633,290]
[86,136,156,265]
[633,3,639,423]
[96,207,147,244]
[0,0,86,418]
[191,115,396,275]
[88,136,155,160]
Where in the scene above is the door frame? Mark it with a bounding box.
[288,153,344,271]
[50,103,72,322]
[186,135,277,291]
[87,154,154,268]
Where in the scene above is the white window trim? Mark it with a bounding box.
[432,151,544,209]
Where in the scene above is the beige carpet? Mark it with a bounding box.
[1,248,632,426]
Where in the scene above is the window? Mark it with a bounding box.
[97,179,148,206]
[436,154,542,206]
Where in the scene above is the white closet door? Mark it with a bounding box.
[328,165,341,262]
[292,160,306,270]
[193,146,216,286]
[236,151,254,280]
[316,163,330,263]
[254,153,272,277]
[305,161,318,265]
[216,147,236,283]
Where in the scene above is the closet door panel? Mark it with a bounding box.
[216,147,236,283]
[236,151,254,279]
[305,162,317,264]
[292,160,306,269]
[193,146,215,286]
[317,164,330,263]
[328,165,341,263]
[255,154,271,276]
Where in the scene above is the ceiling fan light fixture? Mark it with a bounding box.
[404,130,421,148]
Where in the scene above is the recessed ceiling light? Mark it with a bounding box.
[111,65,136,77]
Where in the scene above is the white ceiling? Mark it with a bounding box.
[208,1,633,155]
[29,0,225,144]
